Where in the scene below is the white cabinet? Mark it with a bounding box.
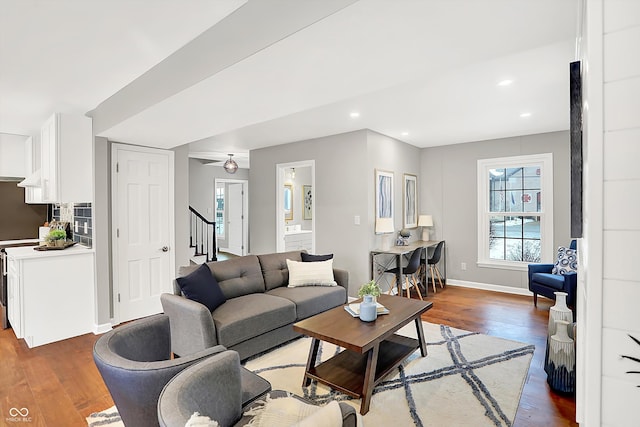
[23,136,44,204]
[0,133,27,178]
[40,113,93,203]
[6,246,95,348]
[284,231,313,252]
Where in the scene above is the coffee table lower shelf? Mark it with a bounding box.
[304,334,418,399]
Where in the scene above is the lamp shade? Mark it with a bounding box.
[223,154,238,174]
[375,217,394,234]
[418,215,433,227]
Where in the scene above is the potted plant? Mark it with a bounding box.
[47,229,67,247]
[358,280,382,299]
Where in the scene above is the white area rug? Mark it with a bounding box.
[88,322,534,427]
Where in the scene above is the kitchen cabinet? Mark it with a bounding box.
[40,113,93,203]
[0,133,26,178]
[6,245,95,348]
[22,136,43,204]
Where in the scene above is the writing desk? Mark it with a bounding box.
[370,240,446,296]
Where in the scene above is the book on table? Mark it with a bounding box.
[344,302,389,317]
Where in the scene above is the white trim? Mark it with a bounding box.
[447,279,533,297]
[580,0,604,424]
[214,178,249,256]
[476,261,528,271]
[276,160,315,253]
[93,322,113,335]
[477,153,554,268]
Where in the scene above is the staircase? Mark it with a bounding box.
[189,206,217,264]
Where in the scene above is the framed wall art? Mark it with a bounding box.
[375,169,394,223]
[403,173,417,228]
[303,184,312,220]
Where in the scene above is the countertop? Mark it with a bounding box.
[0,238,40,249]
[4,244,94,259]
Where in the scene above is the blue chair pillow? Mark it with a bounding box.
[176,263,226,311]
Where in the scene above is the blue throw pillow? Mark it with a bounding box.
[301,253,333,262]
[552,246,578,275]
[176,263,226,311]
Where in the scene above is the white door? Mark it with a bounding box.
[112,144,175,323]
[227,183,244,256]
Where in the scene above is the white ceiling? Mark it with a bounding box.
[0,0,579,169]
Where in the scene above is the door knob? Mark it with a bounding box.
[161,246,169,252]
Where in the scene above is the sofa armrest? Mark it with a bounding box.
[160,293,218,357]
[333,268,349,302]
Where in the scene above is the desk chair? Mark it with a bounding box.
[384,247,423,300]
[427,241,445,293]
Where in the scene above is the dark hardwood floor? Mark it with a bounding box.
[0,285,576,426]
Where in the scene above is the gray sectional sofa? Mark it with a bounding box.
[161,250,348,360]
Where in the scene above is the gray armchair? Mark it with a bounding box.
[158,351,357,427]
[93,314,267,427]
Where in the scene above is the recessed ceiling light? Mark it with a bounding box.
[520,112,532,118]
[350,112,360,118]
[498,79,513,87]
[401,131,409,136]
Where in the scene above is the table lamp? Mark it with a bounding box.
[418,215,433,241]
[375,217,395,251]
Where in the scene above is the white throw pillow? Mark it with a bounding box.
[185,412,219,427]
[286,259,336,287]
[552,246,578,275]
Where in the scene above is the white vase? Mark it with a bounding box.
[547,319,576,393]
[359,295,377,322]
[545,292,573,375]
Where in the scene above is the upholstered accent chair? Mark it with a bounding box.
[528,240,578,309]
[93,314,270,427]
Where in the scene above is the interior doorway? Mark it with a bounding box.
[215,178,248,256]
[276,160,315,253]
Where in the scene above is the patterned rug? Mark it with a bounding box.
[87,322,534,427]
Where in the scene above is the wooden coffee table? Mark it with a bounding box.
[292,294,433,415]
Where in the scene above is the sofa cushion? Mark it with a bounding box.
[267,286,347,320]
[176,263,227,312]
[532,272,566,290]
[212,294,296,348]
[258,251,303,291]
[207,256,266,299]
[301,253,333,262]
[286,259,336,287]
[552,246,578,275]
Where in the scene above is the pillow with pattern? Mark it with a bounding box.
[552,246,578,275]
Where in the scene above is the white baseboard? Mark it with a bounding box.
[93,322,113,335]
[446,279,533,297]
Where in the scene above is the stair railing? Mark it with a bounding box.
[189,206,217,262]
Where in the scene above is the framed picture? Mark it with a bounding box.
[303,185,312,220]
[403,174,418,228]
[284,184,293,220]
[375,169,394,222]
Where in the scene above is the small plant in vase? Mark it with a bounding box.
[47,229,67,247]
[358,280,382,300]
[357,280,381,322]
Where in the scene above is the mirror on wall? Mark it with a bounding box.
[284,184,293,220]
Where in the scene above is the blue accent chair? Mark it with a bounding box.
[528,240,577,309]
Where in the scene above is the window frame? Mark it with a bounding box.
[477,153,554,271]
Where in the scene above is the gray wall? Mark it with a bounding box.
[250,130,369,293]
[174,146,190,271]
[249,129,423,295]
[420,130,571,290]
[188,158,249,249]
[93,136,111,324]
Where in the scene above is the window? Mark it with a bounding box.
[477,154,553,270]
[215,185,225,238]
